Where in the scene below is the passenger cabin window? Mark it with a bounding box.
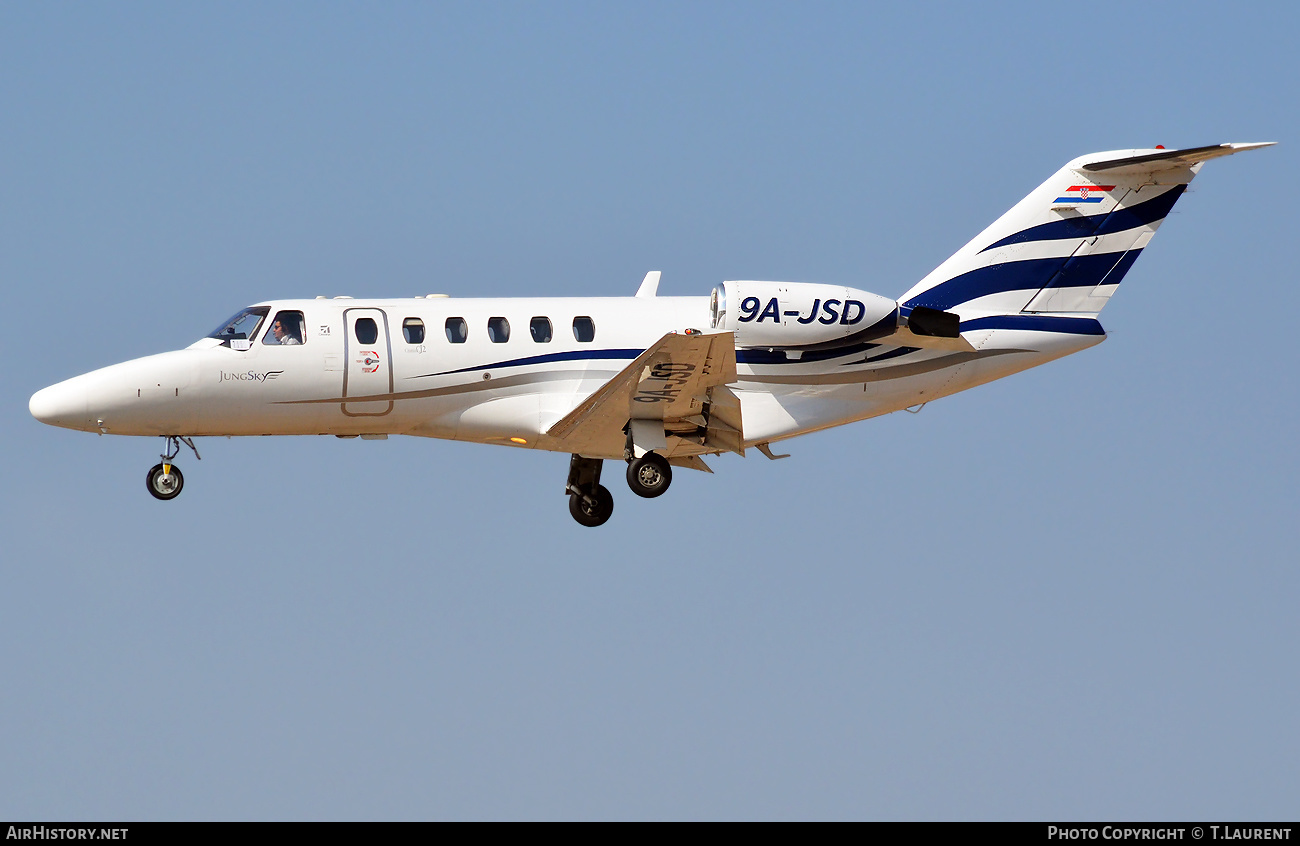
[445,317,468,343]
[403,318,425,344]
[488,317,510,343]
[207,306,270,349]
[264,310,305,345]
[573,316,595,343]
[530,317,552,343]
[355,317,379,345]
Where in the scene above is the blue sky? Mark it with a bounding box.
[2,2,1297,820]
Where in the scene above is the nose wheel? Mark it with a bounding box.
[145,436,200,501]
[568,484,614,527]
[146,463,184,500]
[565,454,614,527]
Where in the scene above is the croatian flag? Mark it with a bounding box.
[1054,184,1115,204]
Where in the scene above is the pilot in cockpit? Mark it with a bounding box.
[267,314,302,345]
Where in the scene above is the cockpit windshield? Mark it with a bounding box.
[207,307,270,348]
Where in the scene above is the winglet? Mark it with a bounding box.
[635,271,661,298]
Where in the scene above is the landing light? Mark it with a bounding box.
[510,437,527,444]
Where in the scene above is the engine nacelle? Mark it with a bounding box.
[709,281,899,350]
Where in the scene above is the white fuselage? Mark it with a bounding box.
[30,294,1099,458]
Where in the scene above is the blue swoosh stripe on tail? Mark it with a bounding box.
[904,249,1144,311]
[979,184,1186,253]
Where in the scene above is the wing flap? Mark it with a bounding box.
[669,455,714,474]
[546,331,743,457]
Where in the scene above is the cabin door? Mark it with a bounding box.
[342,308,394,416]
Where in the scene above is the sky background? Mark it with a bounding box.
[2,1,1297,821]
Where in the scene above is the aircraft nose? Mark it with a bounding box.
[30,380,90,430]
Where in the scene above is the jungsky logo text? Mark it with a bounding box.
[218,370,284,383]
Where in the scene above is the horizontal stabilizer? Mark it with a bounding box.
[877,327,974,352]
[1082,142,1275,174]
[868,306,974,351]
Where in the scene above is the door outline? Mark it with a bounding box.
[342,308,394,417]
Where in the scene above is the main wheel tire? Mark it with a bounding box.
[569,483,614,527]
[146,463,184,501]
[626,453,672,499]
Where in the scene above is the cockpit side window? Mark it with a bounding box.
[263,310,306,345]
[208,307,270,349]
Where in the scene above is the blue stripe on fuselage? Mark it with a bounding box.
[414,348,643,378]
[736,341,884,365]
[959,315,1105,335]
[412,340,905,379]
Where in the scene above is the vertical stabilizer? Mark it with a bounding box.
[897,143,1273,318]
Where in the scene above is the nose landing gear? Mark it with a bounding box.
[565,454,614,527]
[146,436,200,501]
[146,463,184,500]
[564,451,677,526]
[568,484,614,527]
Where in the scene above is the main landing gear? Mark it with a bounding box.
[146,436,200,501]
[565,451,675,527]
[626,452,672,498]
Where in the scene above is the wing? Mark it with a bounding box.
[546,331,743,460]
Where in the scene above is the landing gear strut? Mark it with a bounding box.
[566,454,613,527]
[626,452,672,498]
[146,436,200,501]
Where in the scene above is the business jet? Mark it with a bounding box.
[30,142,1271,526]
